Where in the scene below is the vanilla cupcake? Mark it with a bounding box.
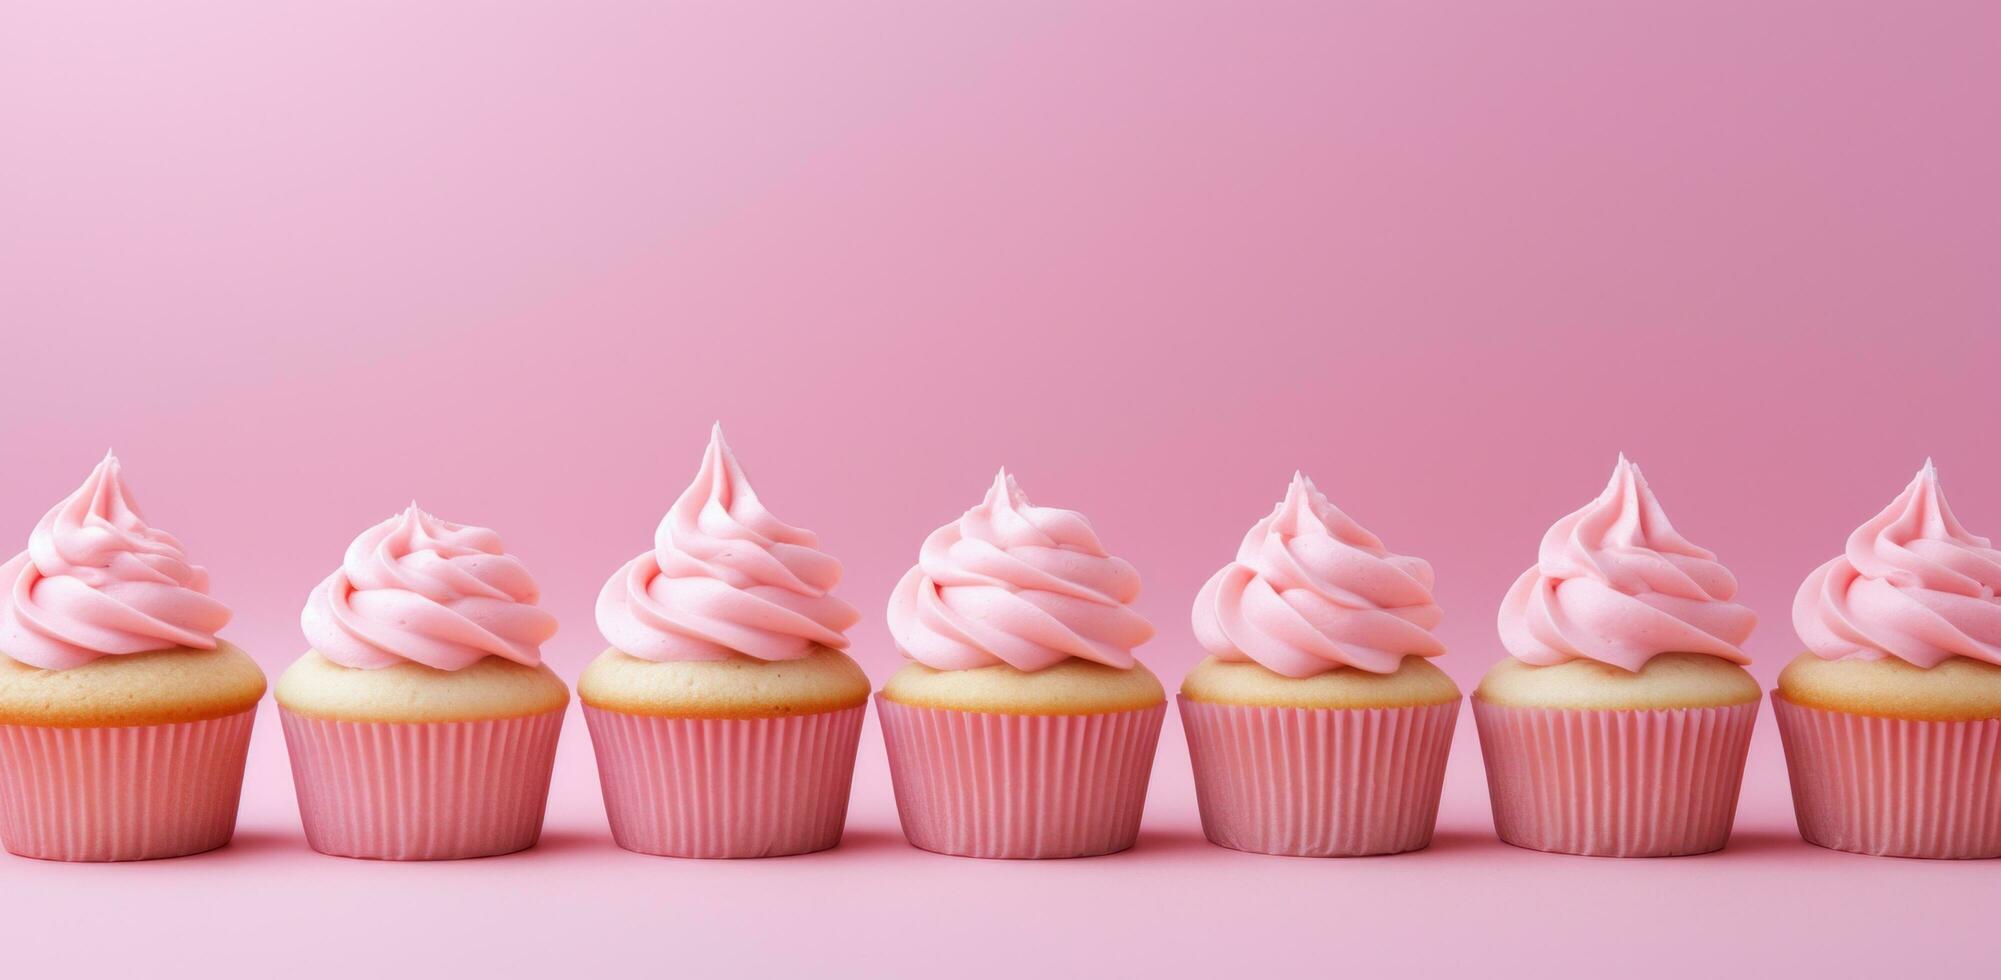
[1475,456,1760,857]
[880,470,1163,859]
[1778,461,2001,858]
[582,425,868,858]
[0,454,263,861]
[277,505,567,860]
[1182,473,1460,856]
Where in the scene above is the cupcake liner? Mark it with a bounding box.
[582,703,865,858]
[1472,698,1758,857]
[1773,694,2001,859]
[875,696,1166,859]
[279,707,564,861]
[0,708,257,862]
[1178,697,1459,857]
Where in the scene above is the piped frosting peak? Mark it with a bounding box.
[1498,456,1755,671]
[0,453,231,670]
[1194,472,1444,677]
[1794,461,2001,667]
[302,503,557,670]
[597,424,859,662]
[888,469,1154,671]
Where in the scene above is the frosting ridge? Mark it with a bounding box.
[302,504,557,670]
[888,470,1154,671]
[1498,456,1755,671]
[1194,472,1444,677]
[0,453,231,670]
[596,423,859,662]
[1794,461,2001,667]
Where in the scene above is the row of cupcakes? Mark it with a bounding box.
[0,431,1995,862]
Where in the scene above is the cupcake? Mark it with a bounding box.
[880,470,1164,859]
[277,504,567,860]
[1475,456,1760,857]
[581,424,868,858]
[0,454,263,861]
[1182,473,1460,857]
[1777,461,2001,858]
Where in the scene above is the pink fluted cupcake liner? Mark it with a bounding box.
[1773,695,2001,859]
[0,708,256,862]
[876,696,1166,859]
[279,707,564,860]
[1179,697,1459,857]
[583,703,865,858]
[1472,698,1758,857]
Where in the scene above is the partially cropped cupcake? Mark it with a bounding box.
[880,470,1164,858]
[277,505,567,860]
[0,454,263,861]
[582,424,868,858]
[1182,473,1460,857]
[1778,461,2001,858]
[1475,456,1760,857]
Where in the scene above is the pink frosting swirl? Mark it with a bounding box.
[1499,456,1755,671]
[1794,461,2001,667]
[596,424,859,662]
[888,470,1155,671]
[302,504,557,670]
[1193,473,1445,677]
[0,453,231,670]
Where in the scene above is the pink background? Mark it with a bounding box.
[3,1,1999,976]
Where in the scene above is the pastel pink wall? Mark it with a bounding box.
[6,3,1995,690]
[3,5,2000,977]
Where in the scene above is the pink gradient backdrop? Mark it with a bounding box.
[3,1,1998,977]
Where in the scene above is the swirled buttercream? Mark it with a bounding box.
[0,453,231,670]
[302,504,557,670]
[1498,456,1755,671]
[888,470,1154,671]
[1794,461,2001,667]
[1194,473,1444,677]
[597,424,859,662]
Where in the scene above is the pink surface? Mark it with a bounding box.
[1,0,1998,975]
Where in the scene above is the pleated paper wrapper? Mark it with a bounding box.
[279,707,564,861]
[0,708,256,862]
[876,696,1165,859]
[1472,698,1757,857]
[1179,697,1458,856]
[583,703,865,858]
[1773,694,2001,859]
